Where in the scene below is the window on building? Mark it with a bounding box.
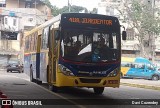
[126,28,135,40]
[1,17,4,24]
[25,2,32,8]
[4,18,7,24]
[13,19,16,26]
[0,4,6,7]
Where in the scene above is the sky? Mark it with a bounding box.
[49,0,101,11]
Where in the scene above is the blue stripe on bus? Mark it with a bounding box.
[59,60,120,77]
[36,53,40,79]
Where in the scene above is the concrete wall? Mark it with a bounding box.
[0,40,20,51]
[6,0,19,8]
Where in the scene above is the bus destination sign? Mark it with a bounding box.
[68,17,112,25]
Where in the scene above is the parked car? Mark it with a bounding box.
[121,57,160,80]
[6,60,23,73]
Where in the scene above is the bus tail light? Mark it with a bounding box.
[107,68,119,77]
[59,64,74,76]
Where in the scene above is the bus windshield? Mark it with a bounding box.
[60,29,120,63]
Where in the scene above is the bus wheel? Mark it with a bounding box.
[36,80,42,85]
[152,75,159,81]
[49,85,59,92]
[93,87,104,95]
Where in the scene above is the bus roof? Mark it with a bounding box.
[24,14,61,37]
[24,13,120,37]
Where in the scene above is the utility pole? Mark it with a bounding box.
[68,0,71,12]
[152,0,155,63]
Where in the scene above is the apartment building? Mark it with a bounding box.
[98,0,160,62]
[0,0,52,66]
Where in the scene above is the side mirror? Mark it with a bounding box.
[122,31,127,40]
[54,30,60,40]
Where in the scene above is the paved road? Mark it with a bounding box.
[0,70,160,108]
[0,70,83,108]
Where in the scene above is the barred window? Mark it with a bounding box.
[126,28,134,40]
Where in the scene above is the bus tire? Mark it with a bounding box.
[93,87,104,95]
[49,85,59,92]
[36,80,42,85]
[152,75,159,81]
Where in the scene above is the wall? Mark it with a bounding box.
[3,16,19,31]
[6,0,19,8]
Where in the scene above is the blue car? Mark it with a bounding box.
[121,57,160,80]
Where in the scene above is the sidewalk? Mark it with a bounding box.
[120,79,160,91]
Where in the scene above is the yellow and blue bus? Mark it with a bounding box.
[121,57,160,80]
[24,13,126,94]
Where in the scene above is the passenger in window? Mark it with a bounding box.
[97,37,110,60]
[97,37,109,51]
[74,41,82,54]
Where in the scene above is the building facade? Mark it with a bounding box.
[0,0,52,66]
[98,0,160,62]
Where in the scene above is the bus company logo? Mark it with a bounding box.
[2,100,12,105]
[93,71,107,75]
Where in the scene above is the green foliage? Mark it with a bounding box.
[58,5,87,14]
[43,0,91,16]
[90,8,98,14]
[121,0,160,58]
[43,0,53,9]
[127,0,160,34]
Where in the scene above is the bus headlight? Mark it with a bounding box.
[108,68,119,77]
[59,64,74,76]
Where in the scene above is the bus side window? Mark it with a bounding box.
[130,63,135,68]
[126,63,130,67]
[146,64,154,70]
[121,62,129,67]
[136,63,145,69]
[134,64,139,69]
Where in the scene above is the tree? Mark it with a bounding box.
[90,8,98,14]
[52,6,60,16]
[119,0,160,60]
[59,5,88,14]
[43,0,60,16]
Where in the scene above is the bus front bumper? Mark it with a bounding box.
[55,73,120,88]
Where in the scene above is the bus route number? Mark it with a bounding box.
[68,17,112,25]
[69,18,80,23]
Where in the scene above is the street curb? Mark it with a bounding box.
[120,82,160,91]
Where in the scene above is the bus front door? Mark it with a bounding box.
[48,27,58,84]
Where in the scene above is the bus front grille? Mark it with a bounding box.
[79,78,101,83]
